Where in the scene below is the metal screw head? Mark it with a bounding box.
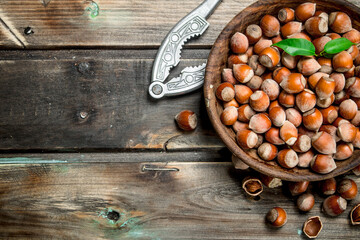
[79,111,88,119]
[24,27,34,35]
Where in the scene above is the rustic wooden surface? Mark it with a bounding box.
[0,0,360,239]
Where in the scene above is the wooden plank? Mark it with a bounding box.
[0,18,24,48]
[0,161,358,239]
[0,49,224,151]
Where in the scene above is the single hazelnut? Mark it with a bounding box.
[287,32,312,41]
[273,67,291,84]
[242,176,263,197]
[317,56,333,74]
[228,54,248,68]
[281,21,302,38]
[266,207,287,227]
[319,125,340,142]
[337,122,357,142]
[260,15,280,37]
[351,111,360,126]
[232,121,249,133]
[269,100,281,111]
[297,193,315,212]
[334,142,354,160]
[278,7,295,23]
[249,113,272,134]
[334,91,349,105]
[261,79,280,100]
[350,203,360,225]
[326,32,342,40]
[337,178,358,200]
[312,36,331,55]
[311,154,337,174]
[315,76,336,100]
[332,51,353,73]
[345,77,360,97]
[254,38,273,55]
[237,104,255,123]
[234,85,253,104]
[281,51,299,69]
[343,29,360,44]
[230,32,249,54]
[316,93,335,108]
[216,82,235,102]
[280,73,306,94]
[330,73,345,93]
[305,16,328,37]
[222,68,238,85]
[280,120,298,146]
[332,117,350,127]
[344,65,355,79]
[289,181,310,196]
[249,90,270,112]
[223,99,239,109]
[312,131,336,154]
[232,154,249,170]
[286,108,302,127]
[175,110,197,131]
[339,99,357,120]
[295,2,316,22]
[248,55,266,76]
[298,150,315,168]
[277,149,299,168]
[297,57,321,76]
[265,127,285,145]
[245,24,262,44]
[303,216,323,238]
[233,64,254,83]
[329,12,352,33]
[246,76,263,91]
[278,90,295,108]
[323,195,347,217]
[296,89,316,112]
[319,178,337,196]
[260,174,283,188]
[292,134,312,153]
[320,106,338,124]
[258,142,278,161]
[236,129,258,149]
[308,72,329,90]
[221,106,238,126]
[303,108,323,131]
[269,106,286,127]
[259,47,281,68]
[347,45,359,60]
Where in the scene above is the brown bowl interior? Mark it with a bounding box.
[205,0,360,181]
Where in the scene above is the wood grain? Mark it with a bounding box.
[0,161,358,239]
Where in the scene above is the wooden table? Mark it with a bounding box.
[0,0,359,239]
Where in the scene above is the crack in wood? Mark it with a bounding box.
[41,0,52,7]
[0,18,25,48]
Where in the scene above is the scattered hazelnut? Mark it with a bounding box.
[297,193,315,212]
[334,91,349,105]
[260,15,280,37]
[281,51,299,69]
[249,113,272,134]
[303,216,323,238]
[320,106,338,124]
[287,32,312,41]
[230,32,249,54]
[278,90,295,108]
[296,89,317,112]
[236,129,259,149]
[277,149,299,168]
[286,108,302,127]
[269,100,281,111]
[249,55,266,76]
[216,82,235,102]
[246,76,264,91]
[308,72,329,90]
[347,45,359,60]
[222,68,238,85]
[319,125,340,142]
[249,90,270,112]
[232,121,249,133]
[266,207,287,227]
[337,122,357,142]
[233,64,255,83]
[289,181,310,196]
[326,32,342,40]
[269,106,286,127]
[305,16,328,37]
[259,47,281,68]
[316,93,335,108]
[312,131,336,154]
[337,178,358,200]
[343,29,360,44]
[232,154,250,170]
[254,38,273,55]
[261,79,280,100]
[350,203,360,225]
[258,142,278,161]
[319,177,337,196]
[303,108,323,131]
[345,77,360,97]
[298,57,322,76]
[322,195,347,216]
[330,73,345,93]
[281,21,302,38]
[317,56,333,74]
[265,127,285,145]
[292,134,312,153]
[329,12,352,33]
[280,73,306,94]
[228,54,248,68]
[273,67,291,84]
[295,2,316,22]
[298,150,315,168]
[315,76,335,100]
[334,142,354,160]
[242,176,263,197]
[280,121,298,146]
[235,84,253,104]
[353,128,360,148]
[175,110,197,131]
[351,111,360,126]
[332,51,353,73]
[237,104,255,123]
[223,98,239,108]
[245,24,262,44]
[311,154,337,174]
[221,106,238,126]
[339,99,357,120]
[278,7,295,23]
[260,174,283,188]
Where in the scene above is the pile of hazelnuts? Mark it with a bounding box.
[217,2,360,174]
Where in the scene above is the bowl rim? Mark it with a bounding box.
[204,0,360,181]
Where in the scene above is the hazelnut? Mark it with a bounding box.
[269,106,286,127]
[230,32,249,54]
[287,32,312,41]
[353,164,360,175]
[330,73,345,93]
[344,65,355,79]
[216,82,235,102]
[254,38,273,55]
[280,121,298,146]
[175,110,197,131]
[326,32,342,40]
[249,90,270,112]
[280,73,306,94]
[223,98,239,109]
[345,77,360,97]
[273,67,291,84]
[332,51,353,73]
[236,129,258,149]
[353,129,360,148]
[343,29,360,44]
[312,36,331,55]
[233,64,254,83]
[339,99,357,120]
[232,121,249,133]
[308,72,329,90]
[265,127,285,145]
[315,10,329,21]
[246,46,254,58]
[315,76,336,99]
[232,154,249,170]
[222,68,238,85]
[281,21,302,38]
[305,16,328,37]
[296,89,317,112]
[245,24,262,44]
[249,113,272,134]
[298,150,315,168]
[337,178,358,200]
[295,2,316,22]
[228,54,248,68]
[319,125,340,142]
[351,203,360,225]
[260,15,280,37]
[249,55,266,76]
[259,47,281,68]
[332,117,350,127]
[277,149,299,168]
[354,97,360,109]
[351,111,360,126]
[329,12,352,33]
[303,108,323,131]
[311,154,337,174]
[337,122,357,142]
[271,35,283,52]
[254,134,264,148]
[303,216,323,239]
[278,7,295,23]
[292,134,312,153]
[278,90,295,108]
[246,76,263,91]
[323,195,347,217]
[316,93,335,108]
[347,45,359,60]
[221,106,238,126]
[234,85,253,104]
[258,142,278,161]
[237,104,255,123]
[266,207,287,227]
[289,181,310,196]
[285,108,302,127]
[261,72,273,80]
[297,57,321,76]
[334,90,349,105]
[317,56,333,74]
[320,106,338,124]
[312,131,336,154]
[260,174,283,188]
[334,142,354,160]
[319,178,337,196]
[242,176,263,197]
[281,51,299,69]
[269,100,281,111]
[297,193,315,212]
[261,79,280,100]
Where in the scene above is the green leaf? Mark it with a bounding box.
[272,38,316,56]
[324,38,355,55]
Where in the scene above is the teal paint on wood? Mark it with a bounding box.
[0,157,71,164]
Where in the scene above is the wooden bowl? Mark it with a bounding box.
[204,0,360,181]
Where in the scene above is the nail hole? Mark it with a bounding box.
[24,27,34,35]
[79,111,88,119]
[77,62,90,74]
[107,210,120,222]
